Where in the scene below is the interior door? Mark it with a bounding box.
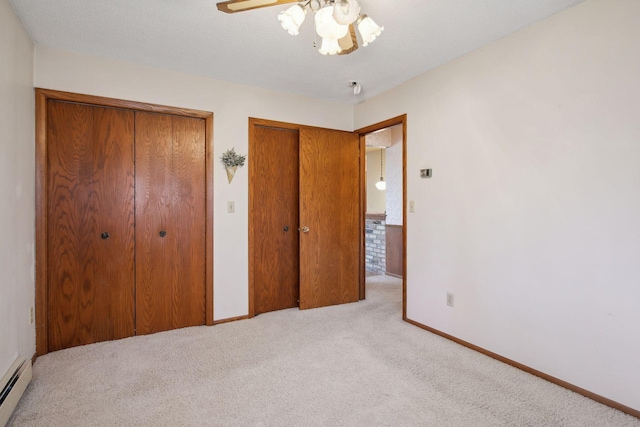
[135,112,206,335]
[299,127,360,309]
[47,101,135,351]
[251,126,300,314]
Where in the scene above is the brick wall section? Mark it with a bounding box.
[365,218,386,274]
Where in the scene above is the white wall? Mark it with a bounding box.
[34,46,353,321]
[355,0,640,411]
[385,125,403,226]
[366,149,385,213]
[0,1,35,375]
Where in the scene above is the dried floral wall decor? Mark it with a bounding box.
[221,148,247,183]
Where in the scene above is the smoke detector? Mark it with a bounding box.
[347,81,362,95]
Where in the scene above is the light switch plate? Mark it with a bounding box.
[227,201,235,213]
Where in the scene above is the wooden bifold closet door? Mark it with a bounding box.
[135,112,206,335]
[47,100,136,351]
[45,99,206,352]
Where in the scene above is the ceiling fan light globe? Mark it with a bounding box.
[333,0,361,25]
[278,4,306,36]
[319,37,342,55]
[315,5,348,40]
[309,0,323,12]
[358,15,383,46]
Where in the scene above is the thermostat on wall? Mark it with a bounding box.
[420,169,432,178]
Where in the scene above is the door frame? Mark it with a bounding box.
[355,114,408,320]
[35,88,214,356]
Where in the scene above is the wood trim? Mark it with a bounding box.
[249,117,303,132]
[401,116,407,320]
[385,224,403,277]
[365,213,387,221]
[217,0,297,14]
[213,315,250,325]
[31,353,37,366]
[35,89,48,356]
[355,115,407,136]
[405,317,640,419]
[247,119,257,319]
[356,114,408,319]
[205,114,214,326]
[35,88,215,354]
[34,89,212,119]
[250,117,355,133]
[359,135,366,300]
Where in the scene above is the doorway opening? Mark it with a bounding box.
[356,115,407,319]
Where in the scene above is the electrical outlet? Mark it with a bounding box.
[29,307,34,324]
[227,201,235,213]
[446,293,454,307]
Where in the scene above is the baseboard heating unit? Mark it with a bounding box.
[0,357,32,427]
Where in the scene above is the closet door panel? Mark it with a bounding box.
[171,116,206,327]
[47,101,135,351]
[92,107,136,340]
[135,112,174,334]
[47,101,95,351]
[135,112,206,334]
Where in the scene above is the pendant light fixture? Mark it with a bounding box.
[218,0,383,56]
[375,148,386,191]
[356,14,383,46]
[276,0,383,56]
[277,3,307,35]
[315,4,349,55]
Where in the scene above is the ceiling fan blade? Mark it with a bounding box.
[338,24,359,55]
[217,0,299,14]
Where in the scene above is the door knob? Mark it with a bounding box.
[101,232,110,240]
[159,230,167,237]
[283,226,289,232]
[301,226,310,233]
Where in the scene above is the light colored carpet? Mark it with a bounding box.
[9,275,639,426]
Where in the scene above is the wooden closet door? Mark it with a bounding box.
[47,100,135,351]
[251,126,300,314]
[135,112,206,335]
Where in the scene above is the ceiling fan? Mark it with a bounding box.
[216,0,384,56]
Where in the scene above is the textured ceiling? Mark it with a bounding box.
[9,0,584,104]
